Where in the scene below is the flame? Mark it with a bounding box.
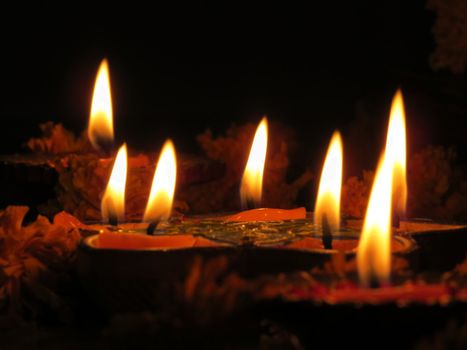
[357,156,393,287]
[88,59,114,150]
[314,131,343,234]
[143,140,177,223]
[385,89,407,216]
[356,90,408,286]
[240,117,268,208]
[101,144,128,223]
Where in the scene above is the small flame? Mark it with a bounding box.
[143,140,177,223]
[385,89,407,216]
[88,59,114,150]
[357,156,393,287]
[101,144,128,223]
[314,131,343,234]
[240,117,268,208]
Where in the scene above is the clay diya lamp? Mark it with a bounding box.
[256,135,466,348]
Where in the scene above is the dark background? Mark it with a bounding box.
[1,1,465,176]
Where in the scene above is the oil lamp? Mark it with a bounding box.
[231,116,307,222]
[84,138,222,250]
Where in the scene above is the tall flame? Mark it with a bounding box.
[101,144,128,224]
[356,90,409,286]
[314,131,343,234]
[385,89,407,216]
[240,117,268,208]
[88,59,114,150]
[143,140,177,223]
[357,156,392,287]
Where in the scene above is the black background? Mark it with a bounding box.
[0,1,464,176]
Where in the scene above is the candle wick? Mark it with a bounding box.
[108,211,118,227]
[321,214,333,249]
[147,220,160,235]
[245,197,257,211]
[369,276,380,289]
[94,137,114,157]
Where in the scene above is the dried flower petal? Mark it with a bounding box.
[0,206,82,319]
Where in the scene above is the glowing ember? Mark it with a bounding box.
[314,131,343,235]
[88,58,114,151]
[143,139,177,223]
[240,117,268,208]
[101,144,128,224]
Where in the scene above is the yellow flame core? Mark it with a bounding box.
[314,131,343,234]
[240,117,268,208]
[143,140,177,223]
[101,144,127,223]
[385,89,407,215]
[88,59,114,150]
[357,157,393,287]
